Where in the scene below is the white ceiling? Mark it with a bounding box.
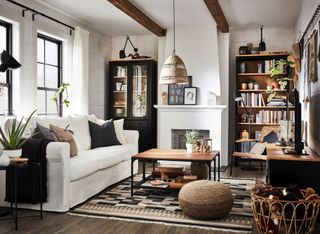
[36,0,303,37]
[218,0,303,29]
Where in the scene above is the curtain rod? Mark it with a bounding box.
[6,0,75,35]
[299,3,320,48]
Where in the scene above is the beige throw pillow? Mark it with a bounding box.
[249,142,267,155]
[50,124,78,157]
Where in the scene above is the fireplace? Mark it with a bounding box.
[154,105,227,166]
[171,129,210,149]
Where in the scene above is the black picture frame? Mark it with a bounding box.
[168,76,192,105]
[183,87,197,105]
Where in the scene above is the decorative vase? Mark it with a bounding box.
[248,83,254,90]
[254,84,259,90]
[3,149,22,158]
[186,143,195,153]
[271,81,279,89]
[241,83,247,90]
[0,153,10,166]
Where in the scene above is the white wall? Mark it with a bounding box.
[294,0,320,153]
[0,0,111,118]
[218,31,230,165]
[158,26,221,105]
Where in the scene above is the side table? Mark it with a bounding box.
[0,157,43,230]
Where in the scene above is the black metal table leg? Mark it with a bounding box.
[142,160,146,180]
[14,167,18,231]
[208,162,212,180]
[131,158,134,197]
[213,157,216,181]
[152,161,156,179]
[218,153,221,181]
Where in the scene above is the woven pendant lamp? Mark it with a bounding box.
[159,0,188,85]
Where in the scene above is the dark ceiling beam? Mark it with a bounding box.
[203,0,229,33]
[107,0,166,37]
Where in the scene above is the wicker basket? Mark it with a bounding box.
[251,188,320,234]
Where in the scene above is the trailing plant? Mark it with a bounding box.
[52,83,70,115]
[185,130,199,144]
[267,59,295,102]
[0,110,36,150]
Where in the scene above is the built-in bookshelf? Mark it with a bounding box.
[233,53,294,152]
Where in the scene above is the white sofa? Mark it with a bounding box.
[0,114,139,212]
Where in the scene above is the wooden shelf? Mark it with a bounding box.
[113,105,126,108]
[236,53,289,58]
[133,91,147,93]
[133,75,147,78]
[114,90,127,93]
[238,89,287,92]
[113,76,127,79]
[236,139,258,143]
[237,123,280,126]
[238,106,295,109]
[237,73,286,76]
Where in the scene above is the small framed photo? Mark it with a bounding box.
[121,84,127,91]
[168,76,192,105]
[184,87,197,105]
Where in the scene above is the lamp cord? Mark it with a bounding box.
[173,0,175,53]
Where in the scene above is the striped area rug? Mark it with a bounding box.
[70,177,255,233]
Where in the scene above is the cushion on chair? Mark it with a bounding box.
[259,126,278,143]
[249,142,267,155]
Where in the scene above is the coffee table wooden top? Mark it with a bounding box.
[132,148,219,162]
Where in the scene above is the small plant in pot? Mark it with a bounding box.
[267,59,295,102]
[185,130,199,153]
[0,110,36,163]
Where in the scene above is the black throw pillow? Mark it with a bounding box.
[88,120,121,149]
[33,123,58,141]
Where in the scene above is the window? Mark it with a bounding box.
[0,20,12,116]
[37,33,62,116]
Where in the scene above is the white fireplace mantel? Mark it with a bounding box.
[154,104,228,166]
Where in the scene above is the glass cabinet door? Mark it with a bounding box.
[132,65,148,117]
[113,65,127,117]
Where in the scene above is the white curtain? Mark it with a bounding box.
[70,26,90,115]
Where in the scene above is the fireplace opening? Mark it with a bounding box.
[171,129,210,149]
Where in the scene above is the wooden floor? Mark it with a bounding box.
[0,164,318,234]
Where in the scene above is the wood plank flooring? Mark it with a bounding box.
[0,165,318,234]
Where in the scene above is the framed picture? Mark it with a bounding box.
[121,84,127,91]
[168,76,192,105]
[184,87,197,105]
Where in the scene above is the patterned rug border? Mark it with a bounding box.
[70,177,256,233]
[67,212,251,234]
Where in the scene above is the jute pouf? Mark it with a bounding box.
[179,180,234,219]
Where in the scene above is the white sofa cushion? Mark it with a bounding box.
[69,115,91,151]
[69,144,137,181]
[31,115,91,152]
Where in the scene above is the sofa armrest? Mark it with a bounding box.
[45,142,71,211]
[123,130,139,146]
[46,142,70,162]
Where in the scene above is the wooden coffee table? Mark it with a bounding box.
[130,149,220,196]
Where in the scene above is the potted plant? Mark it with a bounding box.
[248,80,254,90]
[185,130,199,153]
[52,83,70,116]
[254,82,259,90]
[0,110,36,161]
[241,83,247,90]
[267,59,295,102]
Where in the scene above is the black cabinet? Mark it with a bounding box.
[108,59,157,152]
